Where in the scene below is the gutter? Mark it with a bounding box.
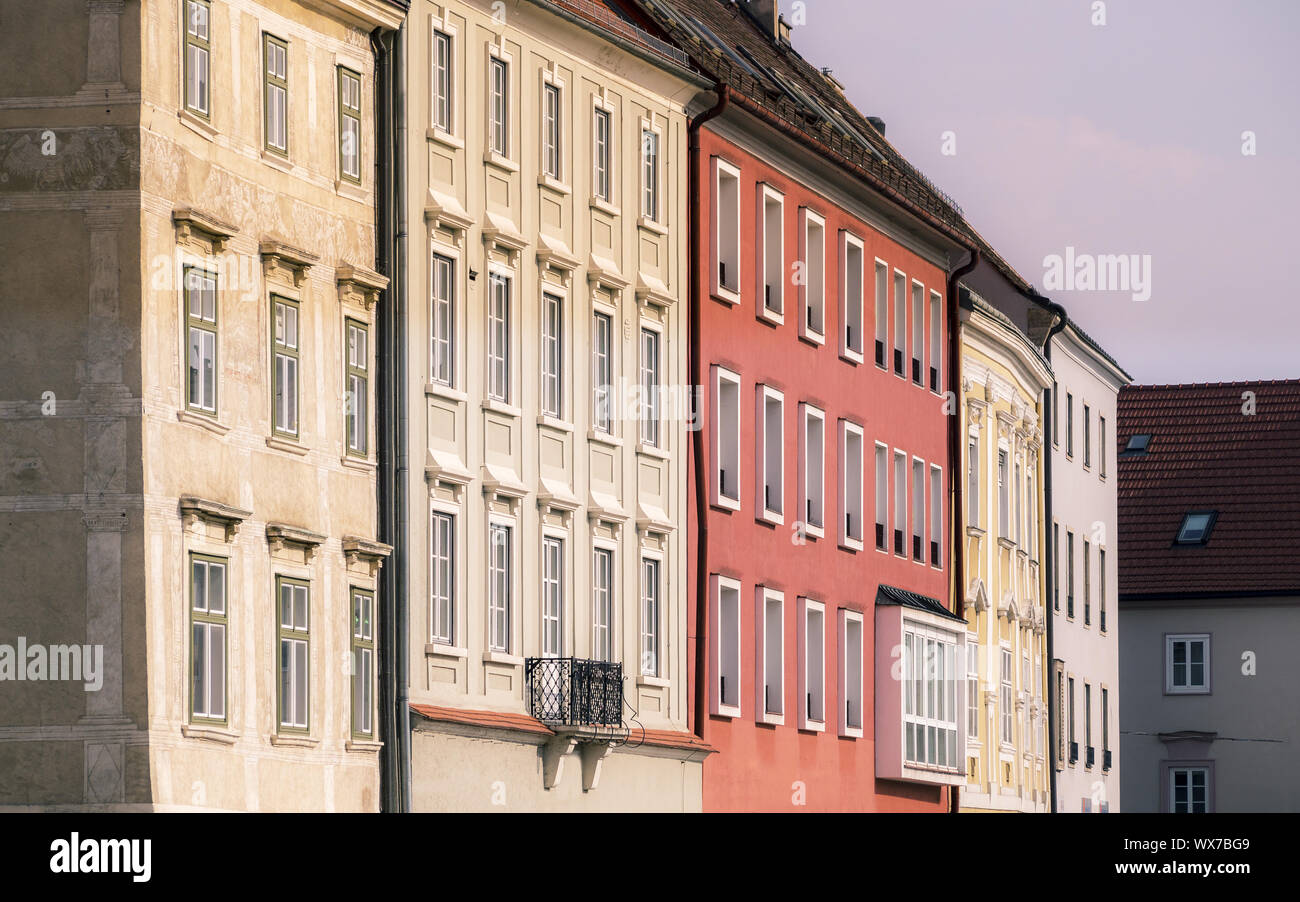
[688,85,729,742]
[1038,295,1068,814]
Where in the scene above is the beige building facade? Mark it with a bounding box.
[396,0,712,810]
[0,0,403,810]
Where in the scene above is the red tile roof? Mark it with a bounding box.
[1117,380,1300,598]
[409,703,554,736]
[624,728,716,754]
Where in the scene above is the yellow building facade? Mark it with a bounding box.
[957,289,1052,812]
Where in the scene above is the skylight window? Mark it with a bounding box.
[1123,433,1151,455]
[1176,512,1216,545]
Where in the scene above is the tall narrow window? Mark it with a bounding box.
[997,449,1009,538]
[911,281,924,384]
[592,547,614,661]
[641,128,659,220]
[1052,381,1060,446]
[640,557,660,676]
[1066,392,1074,457]
[488,523,511,652]
[928,290,942,391]
[800,404,825,533]
[714,158,740,298]
[712,366,741,509]
[430,510,454,645]
[1000,648,1013,745]
[432,29,452,133]
[263,34,288,155]
[1067,675,1077,761]
[271,297,299,438]
[184,267,217,414]
[541,291,563,419]
[712,575,741,716]
[639,327,660,447]
[489,56,508,156]
[759,185,784,317]
[911,457,924,561]
[350,589,374,737]
[798,598,826,729]
[1100,548,1108,631]
[904,626,959,769]
[1101,687,1110,765]
[190,553,227,723]
[893,450,906,555]
[338,67,361,182]
[487,273,510,402]
[874,261,888,367]
[1027,469,1037,559]
[757,386,784,522]
[839,422,863,550]
[1013,461,1022,546]
[966,640,979,743]
[345,319,368,455]
[1083,403,1092,467]
[1067,531,1076,618]
[893,271,907,377]
[756,587,784,721]
[1083,539,1092,625]
[839,610,864,737]
[431,252,454,386]
[184,1,211,117]
[542,82,561,180]
[874,443,888,551]
[1084,682,1092,764]
[592,310,612,433]
[1053,523,1061,610]
[1100,415,1108,477]
[541,536,563,657]
[967,434,979,527]
[277,577,310,731]
[593,107,612,202]
[841,233,864,361]
[799,209,826,340]
[929,465,942,566]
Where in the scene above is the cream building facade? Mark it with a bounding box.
[394,0,712,811]
[957,289,1052,812]
[0,0,403,810]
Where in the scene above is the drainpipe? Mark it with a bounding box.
[945,247,978,813]
[689,85,729,741]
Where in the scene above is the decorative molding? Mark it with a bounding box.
[179,495,251,542]
[481,464,527,514]
[260,239,320,287]
[342,535,393,576]
[82,511,128,532]
[587,253,628,291]
[635,271,675,309]
[336,263,389,312]
[424,187,474,235]
[266,522,327,561]
[172,207,238,253]
[536,233,580,275]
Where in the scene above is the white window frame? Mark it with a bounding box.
[929,463,943,568]
[756,384,784,525]
[429,19,457,138]
[639,119,662,223]
[754,586,784,725]
[430,246,457,387]
[592,540,617,662]
[967,429,980,530]
[874,441,889,552]
[486,266,513,404]
[429,501,458,646]
[893,449,907,557]
[911,279,925,386]
[539,68,565,185]
[797,597,826,732]
[1169,765,1212,813]
[798,207,826,343]
[902,621,960,771]
[487,515,515,654]
[873,259,888,369]
[539,286,566,421]
[1165,633,1210,695]
[757,183,785,324]
[540,530,566,658]
[640,552,663,677]
[189,552,227,724]
[965,636,979,746]
[591,295,617,436]
[893,269,907,379]
[638,321,662,448]
[486,45,512,160]
[799,403,825,538]
[911,456,925,563]
[839,232,865,363]
[710,365,741,511]
[712,156,741,303]
[929,290,942,393]
[838,420,865,551]
[838,608,865,738]
[183,0,211,118]
[591,95,615,206]
[997,445,1010,538]
[1000,645,1013,747]
[710,574,742,718]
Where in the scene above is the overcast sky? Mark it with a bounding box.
[790,0,1300,384]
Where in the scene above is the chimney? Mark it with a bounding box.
[742,0,779,40]
[866,116,886,137]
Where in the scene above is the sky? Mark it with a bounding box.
[789,0,1300,384]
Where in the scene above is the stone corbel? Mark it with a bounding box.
[587,252,629,293]
[424,187,474,239]
[342,535,393,577]
[260,239,320,288]
[580,741,612,792]
[536,234,580,282]
[266,522,327,562]
[636,501,674,538]
[481,464,528,516]
[173,207,239,254]
[635,271,676,310]
[541,734,578,790]
[588,490,628,536]
[179,495,252,542]
[336,264,389,313]
[425,455,473,502]
[537,480,581,524]
[482,212,527,267]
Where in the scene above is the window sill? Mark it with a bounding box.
[181,723,238,745]
[756,305,784,327]
[802,521,825,540]
[538,174,572,195]
[270,733,320,749]
[966,526,986,538]
[587,428,622,448]
[537,414,574,433]
[589,196,620,216]
[426,643,468,659]
[841,726,864,740]
[798,720,827,734]
[841,537,865,553]
[425,381,468,403]
[176,409,230,436]
[636,442,670,461]
[178,107,217,142]
[799,326,826,347]
[341,455,376,472]
[427,127,464,150]
[711,495,741,514]
[345,738,384,754]
[997,536,1016,551]
[335,178,367,202]
[637,674,670,689]
[260,149,293,174]
[713,704,741,720]
[481,398,522,418]
[483,651,523,667]
[711,286,741,307]
[758,711,784,727]
[483,150,518,173]
[637,215,668,236]
[756,508,784,528]
[266,435,309,456]
[840,348,864,366]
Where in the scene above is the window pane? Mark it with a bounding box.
[192,623,206,715]
[209,624,225,719]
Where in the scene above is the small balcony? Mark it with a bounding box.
[525,657,624,728]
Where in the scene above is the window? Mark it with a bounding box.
[1170,766,1210,813]
[873,261,888,367]
[1084,682,1092,765]
[1083,403,1092,468]
[874,443,887,551]
[713,158,740,298]
[1083,539,1091,625]
[965,640,979,744]
[263,34,288,155]
[840,233,864,361]
[967,434,979,528]
[1013,461,1021,545]
[1052,381,1059,445]
[487,523,512,653]
[542,82,561,181]
[641,128,659,220]
[800,404,825,534]
[277,577,310,731]
[1176,511,1217,545]
[1100,548,1107,631]
[487,273,511,402]
[1166,634,1210,694]
[593,107,612,203]
[489,56,508,156]
[758,185,784,318]
[189,553,227,722]
[540,291,563,419]
[928,291,942,392]
[271,297,299,438]
[541,536,563,657]
[1123,433,1151,455]
[592,310,613,433]
[432,29,452,133]
[639,327,660,447]
[839,422,864,550]
[345,319,369,455]
[350,589,374,737]
[911,281,924,384]
[431,252,454,386]
[430,510,454,645]
[1067,675,1076,762]
[184,267,217,414]
[756,587,783,722]
[640,558,660,676]
[839,609,864,737]
[1101,687,1110,765]
[798,598,826,730]
[904,626,959,769]
[1053,523,1060,610]
[1000,647,1013,745]
[338,67,361,182]
[893,450,906,555]
[757,386,784,522]
[1026,469,1037,559]
[1099,416,1107,477]
[799,209,826,340]
[929,465,942,566]
[997,449,1009,538]
[592,546,614,661]
[710,366,740,509]
[1066,530,1075,618]
[184,0,211,117]
[893,271,906,376]
[911,457,924,561]
[1065,392,1074,457]
[711,575,741,717]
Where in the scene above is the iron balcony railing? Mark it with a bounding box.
[525,656,624,728]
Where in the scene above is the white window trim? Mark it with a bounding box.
[893,449,908,558]
[839,231,865,364]
[874,440,889,553]
[965,634,980,747]
[428,496,462,649]
[798,207,826,344]
[539,525,568,658]
[484,42,514,167]
[755,384,784,526]
[838,608,865,738]
[484,262,517,408]
[711,156,741,304]
[591,537,618,662]
[873,258,889,370]
[754,585,784,726]
[892,268,908,380]
[538,281,569,424]
[538,66,568,190]
[799,402,825,539]
[911,455,925,564]
[429,238,462,390]
[910,278,925,386]
[590,291,619,439]
[797,596,826,732]
[710,364,741,511]
[929,463,943,569]
[838,420,865,552]
[637,317,664,450]
[486,512,517,654]
[1165,633,1211,695]
[928,289,943,394]
[637,115,664,227]
[710,574,742,719]
[590,92,617,211]
[756,182,785,325]
[639,548,665,677]
[428,14,461,145]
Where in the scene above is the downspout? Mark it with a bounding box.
[945,247,978,813]
[1038,296,1068,814]
[689,85,729,741]
[393,18,411,813]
